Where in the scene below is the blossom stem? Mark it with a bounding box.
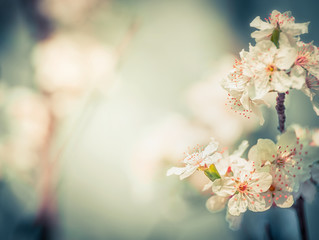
[294,197,309,240]
[265,223,274,240]
[275,92,286,133]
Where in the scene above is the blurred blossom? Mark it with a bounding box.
[0,87,50,175]
[6,88,50,148]
[39,0,101,26]
[131,114,211,201]
[32,32,116,118]
[186,56,259,146]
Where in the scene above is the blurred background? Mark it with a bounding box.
[0,0,319,239]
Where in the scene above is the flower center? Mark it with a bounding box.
[266,64,277,74]
[269,185,276,192]
[276,157,286,166]
[237,182,248,193]
[276,151,295,167]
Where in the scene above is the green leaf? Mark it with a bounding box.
[204,164,221,182]
[270,27,280,48]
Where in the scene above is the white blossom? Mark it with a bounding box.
[212,164,272,216]
[166,138,222,180]
[248,129,319,193]
[246,40,297,96]
[250,10,309,43]
[206,195,228,213]
[222,40,297,124]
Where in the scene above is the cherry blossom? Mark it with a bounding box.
[248,129,319,193]
[212,165,272,216]
[250,10,309,43]
[168,10,319,232]
[166,138,222,180]
[246,40,297,96]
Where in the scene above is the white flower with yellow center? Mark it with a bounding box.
[166,138,222,180]
[212,164,272,216]
[247,40,297,97]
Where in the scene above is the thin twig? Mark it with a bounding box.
[265,223,274,240]
[294,197,309,240]
[275,92,286,133]
[275,92,309,240]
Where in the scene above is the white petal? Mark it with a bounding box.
[250,102,265,125]
[270,10,281,19]
[166,167,185,176]
[251,29,274,41]
[277,129,297,150]
[278,33,291,47]
[206,195,228,213]
[284,22,310,36]
[260,191,273,210]
[253,73,271,99]
[232,140,249,157]
[240,88,250,110]
[204,152,222,166]
[250,16,272,30]
[290,66,306,89]
[202,181,213,191]
[256,139,277,163]
[247,193,269,212]
[256,40,277,53]
[248,145,259,162]
[250,172,272,193]
[274,192,294,208]
[272,71,291,92]
[228,194,248,216]
[202,138,219,157]
[180,165,198,180]
[276,47,297,69]
[248,142,272,173]
[212,178,236,197]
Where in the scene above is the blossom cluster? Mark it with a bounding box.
[167,10,319,230]
[167,126,319,229]
[222,10,319,124]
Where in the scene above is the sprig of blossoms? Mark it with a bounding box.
[167,10,319,233]
[167,128,319,229]
[222,10,319,124]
